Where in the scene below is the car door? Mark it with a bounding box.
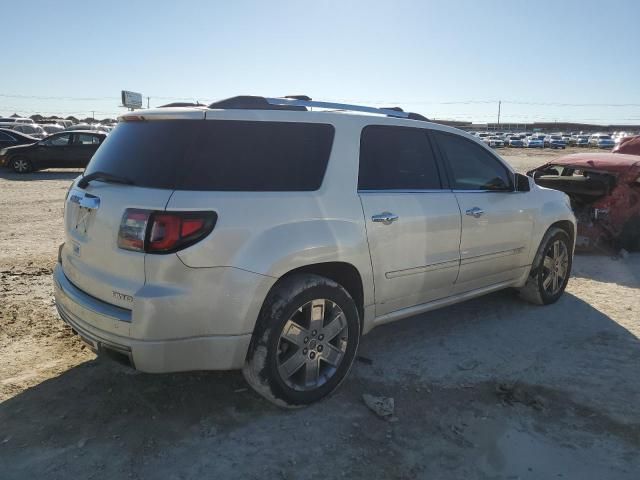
[35,133,73,167]
[0,131,16,148]
[72,133,101,167]
[358,125,462,317]
[430,130,535,294]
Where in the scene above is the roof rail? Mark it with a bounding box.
[207,95,429,121]
[208,96,307,111]
[265,97,409,119]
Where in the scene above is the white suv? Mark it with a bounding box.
[54,96,576,406]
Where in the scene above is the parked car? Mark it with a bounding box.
[589,134,615,149]
[65,123,110,133]
[529,153,640,251]
[0,117,34,125]
[0,128,38,165]
[53,96,576,406]
[562,134,574,146]
[1,131,106,172]
[524,136,544,148]
[544,135,566,149]
[0,128,38,148]
[41,124,65,135]
[575,135,590,147]
[613,135,640,155]
[485,136,505,148]
[9,123,47,139]
[508,136,525,147]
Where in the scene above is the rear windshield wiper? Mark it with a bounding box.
[78,171,135,189]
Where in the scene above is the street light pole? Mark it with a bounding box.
[497,100,501,127]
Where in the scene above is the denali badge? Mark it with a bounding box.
[112,291,134,303]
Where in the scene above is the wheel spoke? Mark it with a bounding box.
[276,298,348,391]
[321,312,347,341]
[322,343,343,367]
[558,249,568,266]
[304,358,320,385]
[543,272,553,290]
[552,271,559,292]
[281,319,309,347]
[543,256,554,270]
[278,351,306,379]
[308,299,325,332]
[553,241,560,259]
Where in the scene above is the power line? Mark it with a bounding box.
[2,92,640,108]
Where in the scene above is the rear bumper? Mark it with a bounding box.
[53,263,252,372]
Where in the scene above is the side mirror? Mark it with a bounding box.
[515,173,531,192]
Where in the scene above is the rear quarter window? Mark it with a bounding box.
[180,121,335,191]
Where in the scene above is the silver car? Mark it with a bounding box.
[54,96,576,406]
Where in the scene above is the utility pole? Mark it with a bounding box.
[91,111,95,122]
[497,100,501,127]
[147,97,150,109]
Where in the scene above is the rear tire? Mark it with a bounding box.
[243,274,360,407]
[11,157,32,173]
[519,227,572,305]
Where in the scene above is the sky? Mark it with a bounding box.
[2,0,640,124]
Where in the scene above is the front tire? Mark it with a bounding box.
[11,157,32,173]
[519,227,572,305]
[243,274,360,407]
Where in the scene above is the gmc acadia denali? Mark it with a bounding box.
[54,96,576,406]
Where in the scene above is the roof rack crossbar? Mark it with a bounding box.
[265,97,410,119]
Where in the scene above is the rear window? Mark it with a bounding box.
[84,120,334,191]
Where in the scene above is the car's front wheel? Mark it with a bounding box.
[519,227,572,305]
[11,157,32,173]
[243,274,360,407]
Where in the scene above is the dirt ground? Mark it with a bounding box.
[1,147,639,479]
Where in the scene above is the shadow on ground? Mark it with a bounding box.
[1,291,639,479]
[570,252,640,288]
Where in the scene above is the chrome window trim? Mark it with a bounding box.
[358,189,452,194]
[451,189,515,194]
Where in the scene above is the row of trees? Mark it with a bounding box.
[7,113,117,124]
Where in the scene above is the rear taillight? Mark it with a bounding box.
[118,209,216,254]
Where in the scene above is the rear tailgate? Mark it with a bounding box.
[61,183,173,309]
[60,108,206,310]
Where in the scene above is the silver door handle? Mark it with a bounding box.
[372,212,399,225]
[465,207,484,218]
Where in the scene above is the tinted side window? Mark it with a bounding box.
[46,134,72,146]
[85,120,334,191]
[179,121,334,191]
[432,131,513,191]
[75,133,100,145]
[0,132,14,141]
[359,125,441,190]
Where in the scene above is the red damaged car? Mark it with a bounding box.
[529,153,640,251]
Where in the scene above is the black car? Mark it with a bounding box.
[0,128,38,148]
[1,131,107,173]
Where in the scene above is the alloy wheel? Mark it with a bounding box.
[276,299,349,391]
[13,159,29,173]
[542,240,569,295]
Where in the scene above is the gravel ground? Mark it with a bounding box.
[1,148,639,479]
